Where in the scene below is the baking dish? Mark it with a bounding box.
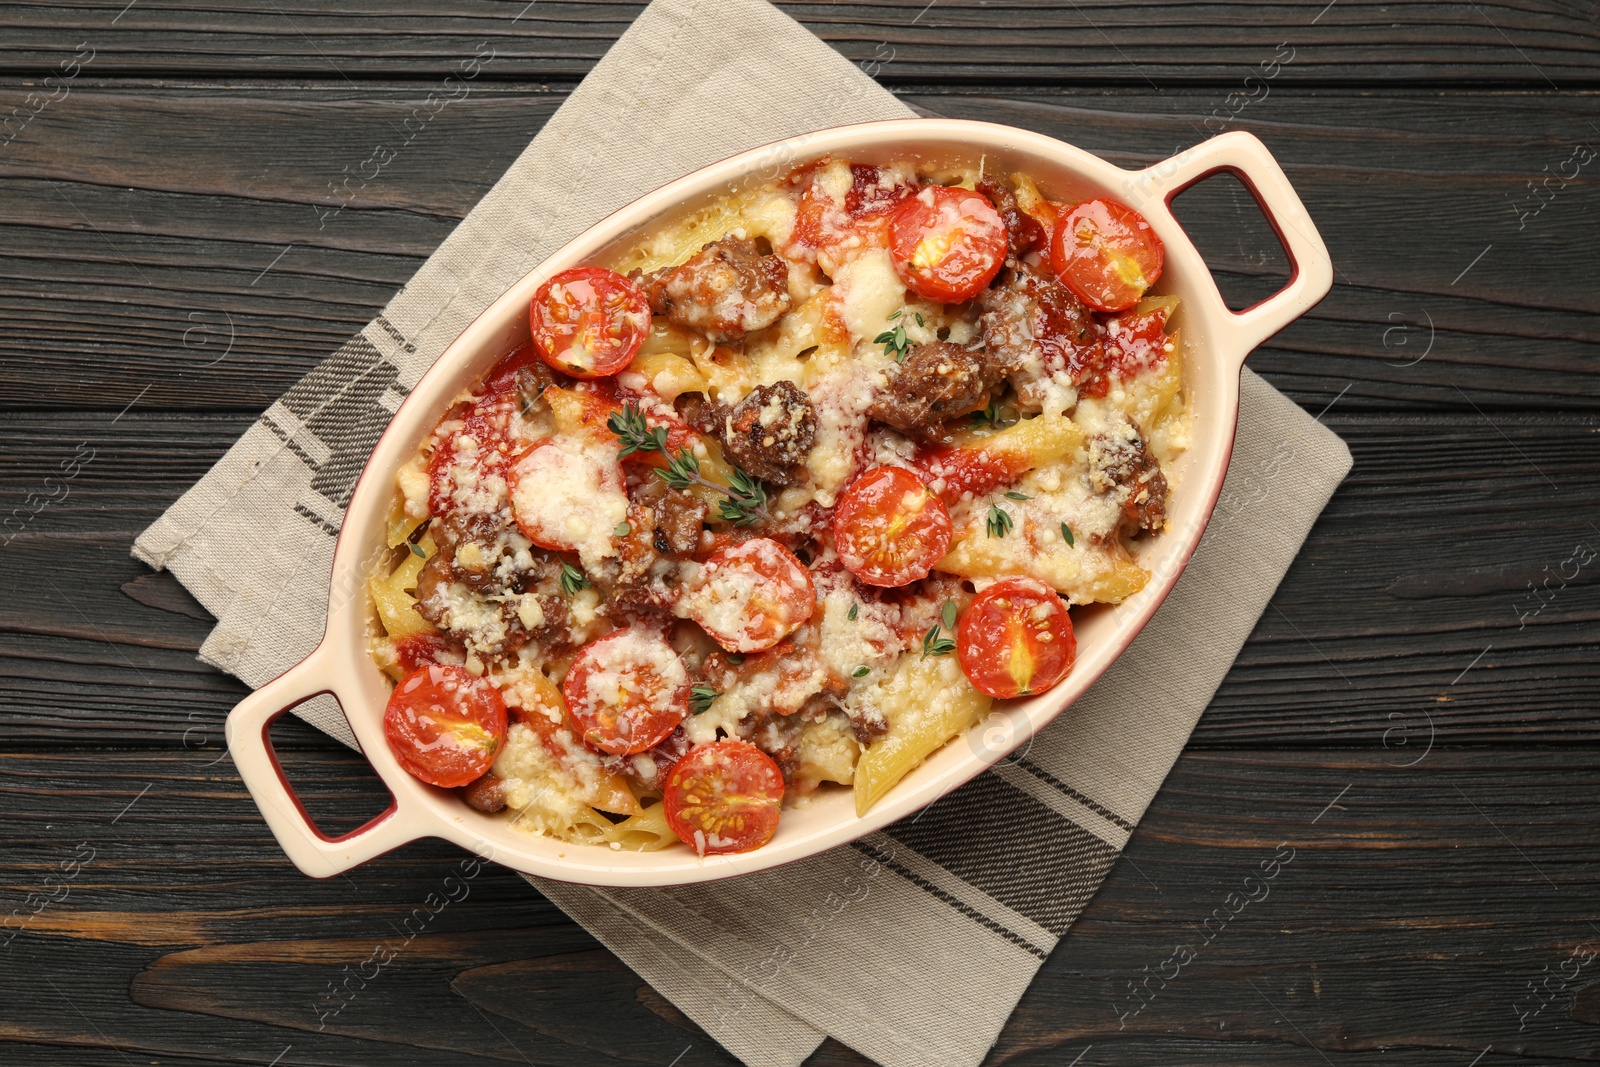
[226,120,1331,885]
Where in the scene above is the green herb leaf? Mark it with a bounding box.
[655,448,769,525]
[726,652,746,665]
[1004,490,1032,502]
[921,624,956,658]
[875,320,912,363]
[851,665,871,679]
[888,309,902,320]
[1061,522,1075,547]
[559,561,588,597]
[969,397,1017,429]
[985,504,1014,538]
[690,684,719,715]
[846,602,859,621]
[408,542,426,558]
[941,599,958,632]
[717,465,770,527]
[607,402,670,459]
[614,521,632,538]
[655,446,701,492]
[914,312,926,327]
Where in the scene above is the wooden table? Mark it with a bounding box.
[2,3,1597,1064]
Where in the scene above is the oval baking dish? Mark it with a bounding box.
[227,120,1331,885]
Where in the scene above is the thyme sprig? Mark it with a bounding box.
[874,309,925,364]
[657,447,769,527]
[558,561,589,596]
[922,624,957,658]
[690,684,719,715]
[986,504,1014,538]
[609,401,770,526]
[607,402,669,459]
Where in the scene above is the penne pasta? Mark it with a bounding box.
[854,655,991,816]
[368,154,1190,852]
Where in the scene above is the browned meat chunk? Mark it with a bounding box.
[596,501,692,615]
[978,262,1102,402]
[652,487,707,557]
[1089,424,1168,537]
[739,708,807,783]
[460,773,506,813]
[867,340,1000,436]
[430,514,557,595]
[848,709,890,746]
[522,593,572,653]
[607,502,665,611]
[515,363,556,417]
[627,478,708,557]
[976,177,1046,261]
[704,381,817,487]
[598,727,692,793]
[634,235,793,344]
[413,551,531,659]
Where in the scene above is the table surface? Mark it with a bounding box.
[2,3,1598,1065]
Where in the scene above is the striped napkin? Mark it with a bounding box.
[133,1,1352,1064]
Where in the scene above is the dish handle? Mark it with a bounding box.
[226,646,423,877]
[1136,130,1333,360]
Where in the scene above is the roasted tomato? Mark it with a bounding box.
[1100,300,1174,381]
[955,577,1076,699]
[507,436,628,553]
[791,162,915,261]
[384,665,508,788]
[530,267,652,379]
[662,740,785,855]
[888,186,1008,303]
[678,538,816,653]
[1049,198,1164,312]
[480,340,547,396]
[392,633,454,673]
[562,630,690,755]
[834,466,953,587]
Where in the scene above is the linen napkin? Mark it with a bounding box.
[133,1,1353,1064]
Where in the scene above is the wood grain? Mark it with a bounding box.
[1,1,1596,85]
[3,747,1597,1065]
[0,7,1596,1065]
[0,87,1596,413]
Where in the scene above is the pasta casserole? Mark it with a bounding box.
[367,157,1190,856]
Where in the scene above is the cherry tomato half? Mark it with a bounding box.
[663,740,785,855]
[888,186,1008,303]
[956,577,1076,699]
[507,436,629,553]
[791,162,915,263]
[530,267,652,379]
[562,630,690,755]
[678,538,816,653]
[384,665,508,788]
[834,466,953,587]
[1049,198,1164,313]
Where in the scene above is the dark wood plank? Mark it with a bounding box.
[1,86,1594,414]
[2,411,1594,748]
[1,1,1596,85]
[3,745,1597,1066]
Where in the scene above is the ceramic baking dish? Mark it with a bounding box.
[227,120,1331,885]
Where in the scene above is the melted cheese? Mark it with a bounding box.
[508,438,628,572]
[374,157,1194,847]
